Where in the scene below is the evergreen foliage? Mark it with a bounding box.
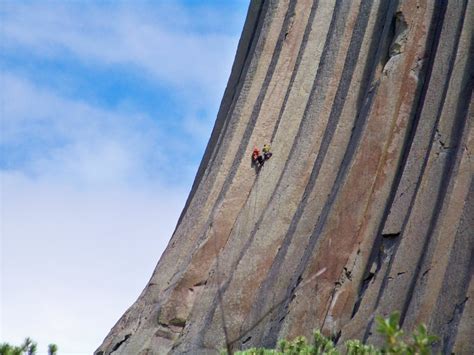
[232,312,437,355]
[0,338,57,355]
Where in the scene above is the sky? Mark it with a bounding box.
[0,1,248,353]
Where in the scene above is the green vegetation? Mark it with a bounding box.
[0,338,58,355]
[48,344,58,355]
[231,312,437,355]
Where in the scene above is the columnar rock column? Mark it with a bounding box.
[97,0,473,354]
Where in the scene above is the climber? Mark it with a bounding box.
[252,146,260,161]
[263,143,272,161]
[252,146,264,167]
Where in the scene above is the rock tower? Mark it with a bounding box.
[97,0,473,353]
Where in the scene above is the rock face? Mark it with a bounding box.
[97,0,473,354]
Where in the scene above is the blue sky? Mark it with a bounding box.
[0,1,248,353]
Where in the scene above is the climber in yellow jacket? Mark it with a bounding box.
[263,144,272,161]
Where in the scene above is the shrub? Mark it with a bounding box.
[0,338,58,355]
[232,312,437,355]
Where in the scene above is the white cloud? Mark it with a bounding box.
[1,1,240,98]
[0,73,188,354]
[0,171,187,353]
[182,112,216,146]
[1,73,168,185]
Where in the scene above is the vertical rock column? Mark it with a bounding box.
[96,0,473,353]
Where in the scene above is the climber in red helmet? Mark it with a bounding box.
[252,146,264,167]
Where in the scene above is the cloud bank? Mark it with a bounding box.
[0,1,248,353]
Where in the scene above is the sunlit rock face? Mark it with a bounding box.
[96,0,473,354]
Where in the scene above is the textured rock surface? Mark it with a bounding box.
[96,0,473,354]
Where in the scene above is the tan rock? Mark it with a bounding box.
[96,1,473,353]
